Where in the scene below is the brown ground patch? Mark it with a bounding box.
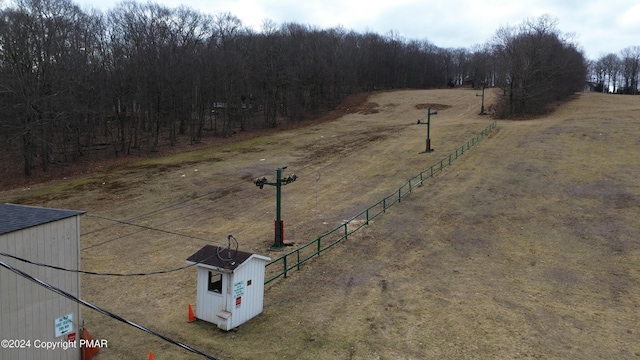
[355,102,380,114]
[415,103,452,110]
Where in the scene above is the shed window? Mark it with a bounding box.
[208,272,222,293]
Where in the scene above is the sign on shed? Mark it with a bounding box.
[55,313,74,338]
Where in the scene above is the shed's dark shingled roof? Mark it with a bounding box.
[186,245,255,271]
[0,203,85,235]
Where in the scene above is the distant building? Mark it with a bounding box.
[461,79,475,88]
[0,203,84,360]
[583,81,597,92]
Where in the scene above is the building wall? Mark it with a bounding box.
[0,216,82,360]
[194,256,268,330]
[194,266,228,324]
[229,258,267,329]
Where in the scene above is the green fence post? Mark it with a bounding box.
[317,237,321,255]
[366,209,369,224]
[297,251,300,271]
[283,255,287,278]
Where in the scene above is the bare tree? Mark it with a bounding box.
[468,44,493,88]
[620,46,640,94]
[492,15,587,117]
[594,53,622,93]
[0,0,99,174]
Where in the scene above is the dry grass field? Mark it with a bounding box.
[2,89,639,359]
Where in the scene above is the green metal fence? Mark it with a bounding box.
[264,120,497,285]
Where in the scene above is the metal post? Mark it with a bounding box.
[476,85,486,115]
[427,108,431,146]
[275,167,282,248]
[254,167,297,250]
[417,107,437,153]
[283,255,287,278]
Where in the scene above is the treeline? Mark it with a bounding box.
[0,0,592,176]
[590,46,640,94]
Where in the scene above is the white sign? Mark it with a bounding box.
[54,313,73,338]
[234,281,244,297]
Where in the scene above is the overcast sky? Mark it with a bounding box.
[75,0,639,59]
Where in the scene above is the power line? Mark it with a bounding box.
[81,192,256,251]
[82,213,219,251]
[0,259,220,360]
[79,152,300,241]
[0,250,214,276]
[80,183,246,237]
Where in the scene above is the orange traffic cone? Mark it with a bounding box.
[188,304,196,322]
[82,328,99,359]
[148,351,154,360]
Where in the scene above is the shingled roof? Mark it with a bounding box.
[0,203,85,235]
[186,245,268,271]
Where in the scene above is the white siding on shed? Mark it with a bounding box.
[1,214,82,360]
[195,266,228,322]
[227,256,268,329]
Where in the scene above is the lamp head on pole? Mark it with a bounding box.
[254,177,267,189]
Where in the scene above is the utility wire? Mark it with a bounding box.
[80,157,299,244]
[81,183,246,237]
[0,251,217,276]
[0,259,219,360]
[81,192,256,251]
[80,150,295,240]
[82,213,219,251]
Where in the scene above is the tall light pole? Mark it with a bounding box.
[417,107,437,153]
[254,167,298,249]
[476,84,487,115]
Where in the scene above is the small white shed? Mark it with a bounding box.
[186,245,270,331]
[0,203,84,360]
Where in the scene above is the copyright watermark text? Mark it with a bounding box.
[2,338,108,350]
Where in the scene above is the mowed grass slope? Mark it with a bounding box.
[1,90,639,359]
